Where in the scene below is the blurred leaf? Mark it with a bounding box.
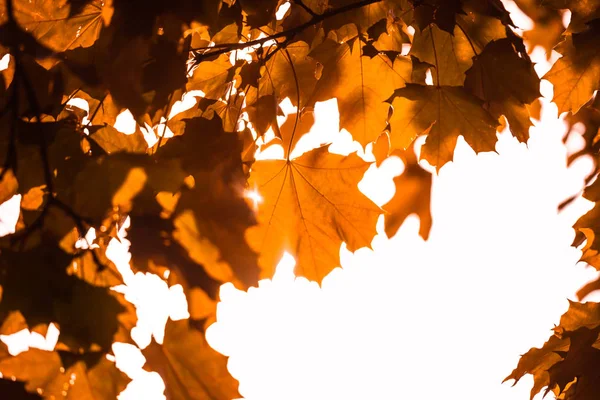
[70,153,186,225]
[88,125,148,154]
[0,347,129,399]
[0,242,126,352]
[383,148,432,239]
[5,0,107,53]
[544,22,600,115]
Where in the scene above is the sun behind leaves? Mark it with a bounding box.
[0,0,599,398]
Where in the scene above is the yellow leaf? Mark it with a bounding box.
[310,38,411,146]
[247,146,380,282]
[389,84,498,169]
[544,28,600,115]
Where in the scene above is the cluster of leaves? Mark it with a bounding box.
[0,0,598,398]
[506,1,600,399]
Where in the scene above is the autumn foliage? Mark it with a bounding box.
[0,0,599,398]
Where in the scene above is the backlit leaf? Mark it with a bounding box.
[383,148,432,239]
[142,320,239,400]
[389,84,499,168]
[5,0,108,53]
[410,13,506,86]
[465,38,540,141]
[544,23,600,115]
[247,145,380,282]
[310,38,411,147]
[0,347,129,399]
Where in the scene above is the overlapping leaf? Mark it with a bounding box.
[157,116,260,288]
[4,0,109,53]
[410,13,506,86]
[142,320,239,400]
[0,345,129,399]
[506,302,600,400]
[310,38,411,147]
[0,241,126,352]
[383,148,432,239]
[544,22,600,115]
[465,38,540,141]
[389,84,499,168]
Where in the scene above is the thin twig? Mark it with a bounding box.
[283,48,301,160]
[191,0,384,61]
[294,0,319,17]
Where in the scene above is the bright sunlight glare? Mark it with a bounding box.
[203,45,600,400]
[0,3,599,399]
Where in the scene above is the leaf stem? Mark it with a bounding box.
[284,48,301,160]
[455,21,478,57]
[429,28,441,87]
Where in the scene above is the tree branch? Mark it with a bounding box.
[192,0,383,62]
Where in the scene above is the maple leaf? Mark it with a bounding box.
[410,13,506,86]
[0,120,87,202]
[506,301,600,399]
[564,95,600,166]
[309,38,411,147]
[547,327,600,399]
[466,39,539,104]
[247,145,380,282]
[411,0,464,34]
[126,215,223,302]
[0,346,130,399]
[389,84,499,169]
[544,22,600,115]
[574,179,600,269]
[555,301,600,332]
[258,41,318,109]
[187,54,235,101]
[277,107,315,159]
[504,333,568,400]
[157,116,260,287]
[542,0,600,31]
[370,15,411,54]
[142,319,240,400]
[0,241,126,352]
[383,149,432,239]
[68,153,187,226]
[245,94,281,136]
[4,0,109,53]
[465,38,540,141]
[511,0,564,53]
